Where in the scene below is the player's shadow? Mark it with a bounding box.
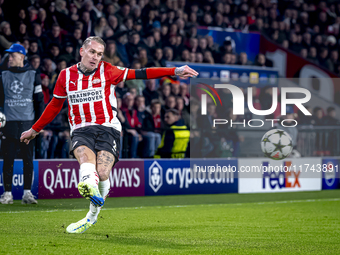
[89,225,209,250]
[90,233,188,250]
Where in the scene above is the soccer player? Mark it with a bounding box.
[20,36,198,233]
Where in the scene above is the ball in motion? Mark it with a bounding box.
[261,129,293,160]
[0,111,6,128]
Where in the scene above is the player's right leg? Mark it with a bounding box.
[70,127,105,206]
[86,151,115,224]
[85,126,121,224]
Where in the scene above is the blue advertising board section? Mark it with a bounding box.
[166,62,279,88]
[0,160,39,200]
[144,159,238,196]
[322,158,340,190]
[197,29,260,62]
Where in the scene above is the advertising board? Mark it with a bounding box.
[321,158,340,190]
[238,158,322,193]
[38,160,145,199]
[145,159,238,196]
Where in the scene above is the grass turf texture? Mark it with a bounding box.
[0,190,339,254]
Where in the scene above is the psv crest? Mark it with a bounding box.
[92,78,101,84]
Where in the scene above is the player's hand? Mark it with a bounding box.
[175,65,199,78]
[20,128,40,145]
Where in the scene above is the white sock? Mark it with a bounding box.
[98,179,110,200]
[86,179,110,223]
[23,190,30,195]
[79,163,99,187]
[87,203,99,223]
[5,191,12,196]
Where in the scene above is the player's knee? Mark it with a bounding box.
[75,146,96,164]
[77,153,94,164]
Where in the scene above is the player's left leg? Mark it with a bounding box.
[86,150,115,224]
[86,126,120,224]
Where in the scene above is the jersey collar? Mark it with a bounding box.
[77,63,98,76]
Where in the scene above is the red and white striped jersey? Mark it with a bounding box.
[53,61,128,134]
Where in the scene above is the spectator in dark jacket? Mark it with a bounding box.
[41,23,63,50]
[114,31,130,67]
[80,11,95,40]
[323,107,340,125]
[126,32,143,63]
[29,23,44,53]
[238,52,252,65]
[135,95,161,157]
[122,93,142,158]
[143,79,159,106]
[318,48,333,71]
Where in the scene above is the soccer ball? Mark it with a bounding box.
[0,112,6,128]
[261,129,293,160]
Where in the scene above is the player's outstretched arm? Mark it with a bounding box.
[20,97,65,144]
[125,65,199,80]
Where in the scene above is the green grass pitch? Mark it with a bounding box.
[0,190,339,254]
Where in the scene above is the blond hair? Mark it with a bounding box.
[82,36,106,49]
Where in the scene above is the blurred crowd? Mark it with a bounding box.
[0,0,277,70]
[245,0,340,74]
[0,0,339,159]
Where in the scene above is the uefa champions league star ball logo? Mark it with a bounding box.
[10,80,24,94]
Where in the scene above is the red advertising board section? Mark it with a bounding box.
[38,160,145,199]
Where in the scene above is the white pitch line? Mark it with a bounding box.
[0,198,339,214]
